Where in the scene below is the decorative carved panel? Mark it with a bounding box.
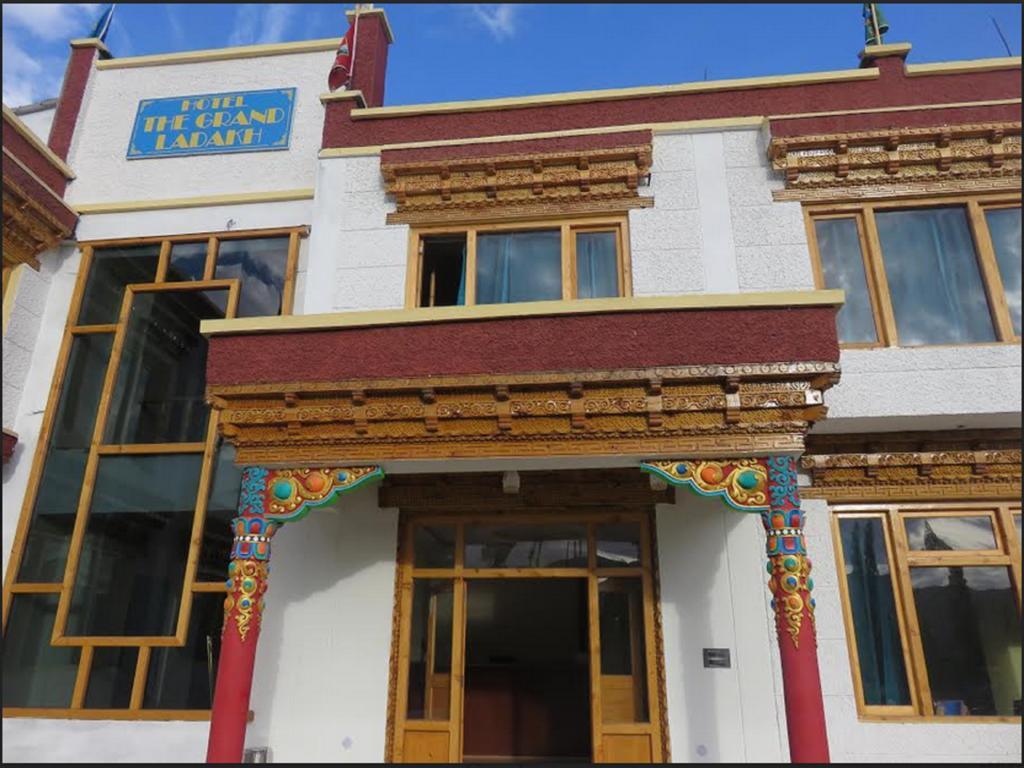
[801,428,1022,501]
[209,362,839,465]
[2,179,69,269]
[381,144,654,224]
[768,122,1022,202]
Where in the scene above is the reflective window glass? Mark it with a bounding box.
[985,207,1022,336]
[406,579,453,720]
[144,592,223,709]
[84,647,137,709]
[166,242,208,282]
[464,524,587,568]
[214,238,288,317]
[78,246,160,325]
[815,217,878,343]
[67,454,202,636]
[875,207,996,345]
[595,523,642,568]
[477,230,561,304]
[910,566,1021,716]
[1,594,80,707]
[197,441,244,583]
[18,333,113,583]
[905,516,997,551]
[414,525,455,569]
[104,289,227,444]
[838,517,912,706]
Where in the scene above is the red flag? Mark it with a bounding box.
[328,17,356,91]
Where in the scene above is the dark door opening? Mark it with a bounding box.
[462,579,591,763]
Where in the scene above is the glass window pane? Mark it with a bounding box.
[596,523,641,568]
[599,578,649,723]
[406,579,453,720]
[814,218,878,343]
[905,516,997,551]
[464,524,587,568]
[104,289,227,444]
[1014,515,1021,546]
[214,237,288,318]
[984,207,1022,336]
[414,525,455,569]
[875,207,996,345]
[910,566,1021,716]
[84,647,137,709]
[197,441,243,583]
[144,592,223,709]
[67,454,202,636]
[78,246,160,325]
[18,333,113,583]
[838,517,912,706]
[477,230,561,304]
[166,242,208,283]
[2,594,81,707]
[576,231,619,299]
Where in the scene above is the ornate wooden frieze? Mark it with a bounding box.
[801,428,1022,502]
[210,362,839,465]
[767,122,1022,201]
[380,144,654,224]
[2,177,71,269]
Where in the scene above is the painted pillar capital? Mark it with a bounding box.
[208,464,384,763]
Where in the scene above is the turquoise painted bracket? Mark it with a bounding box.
[266,466,386,525]
[640,461,769,513]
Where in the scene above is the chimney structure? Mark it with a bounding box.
[48,38,110,162]
[347,6,394,109]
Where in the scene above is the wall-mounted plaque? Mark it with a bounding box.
[127,87,296,160]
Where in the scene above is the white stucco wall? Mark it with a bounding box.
[14,106,56,144]
[245,488,398,763]
[657,491,786,763]
[2,257,58,429]
[796,498,1023,763]
[64,49,335,206]
[304,155,408,315]
[2,719,209,763]
[818,345,1024,433]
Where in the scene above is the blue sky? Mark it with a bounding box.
[2,3,1021,108]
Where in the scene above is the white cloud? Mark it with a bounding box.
[467,4,521,41]
[1,30,63,107]
[1,4,101,42]
[227,4,295,47]
[165,6,186,49]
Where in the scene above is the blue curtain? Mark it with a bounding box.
[575,232,619,299]
[476,230,561,304]
[840,518,911,706]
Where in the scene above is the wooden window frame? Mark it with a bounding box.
[392,511,664,763]
[405,215,632,309]
[832,501,1022,723]
[805,193,1022,349]
[1,227,304,721]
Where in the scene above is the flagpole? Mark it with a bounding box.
[349,4,362,89]
[870,3,882,46]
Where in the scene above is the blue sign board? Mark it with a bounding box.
[127,88,296,160]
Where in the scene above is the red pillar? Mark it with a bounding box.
[764,455,830,764]
[207,468,276,763]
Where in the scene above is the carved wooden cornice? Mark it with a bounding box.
[801,428,1022,502]
[768,122,1022,202]
[209,362,839,466]
[2,180,70,269]
[381,144,654,224]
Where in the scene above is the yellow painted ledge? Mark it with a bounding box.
[906,56,1022,77]
[2,105,76,180]
[201,289,846,336]
[95,38,341,70]
[349,69,880,120]
[75,189,315,215]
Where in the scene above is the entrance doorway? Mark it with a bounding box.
[463,579,590,762]
[390,511,665,763]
